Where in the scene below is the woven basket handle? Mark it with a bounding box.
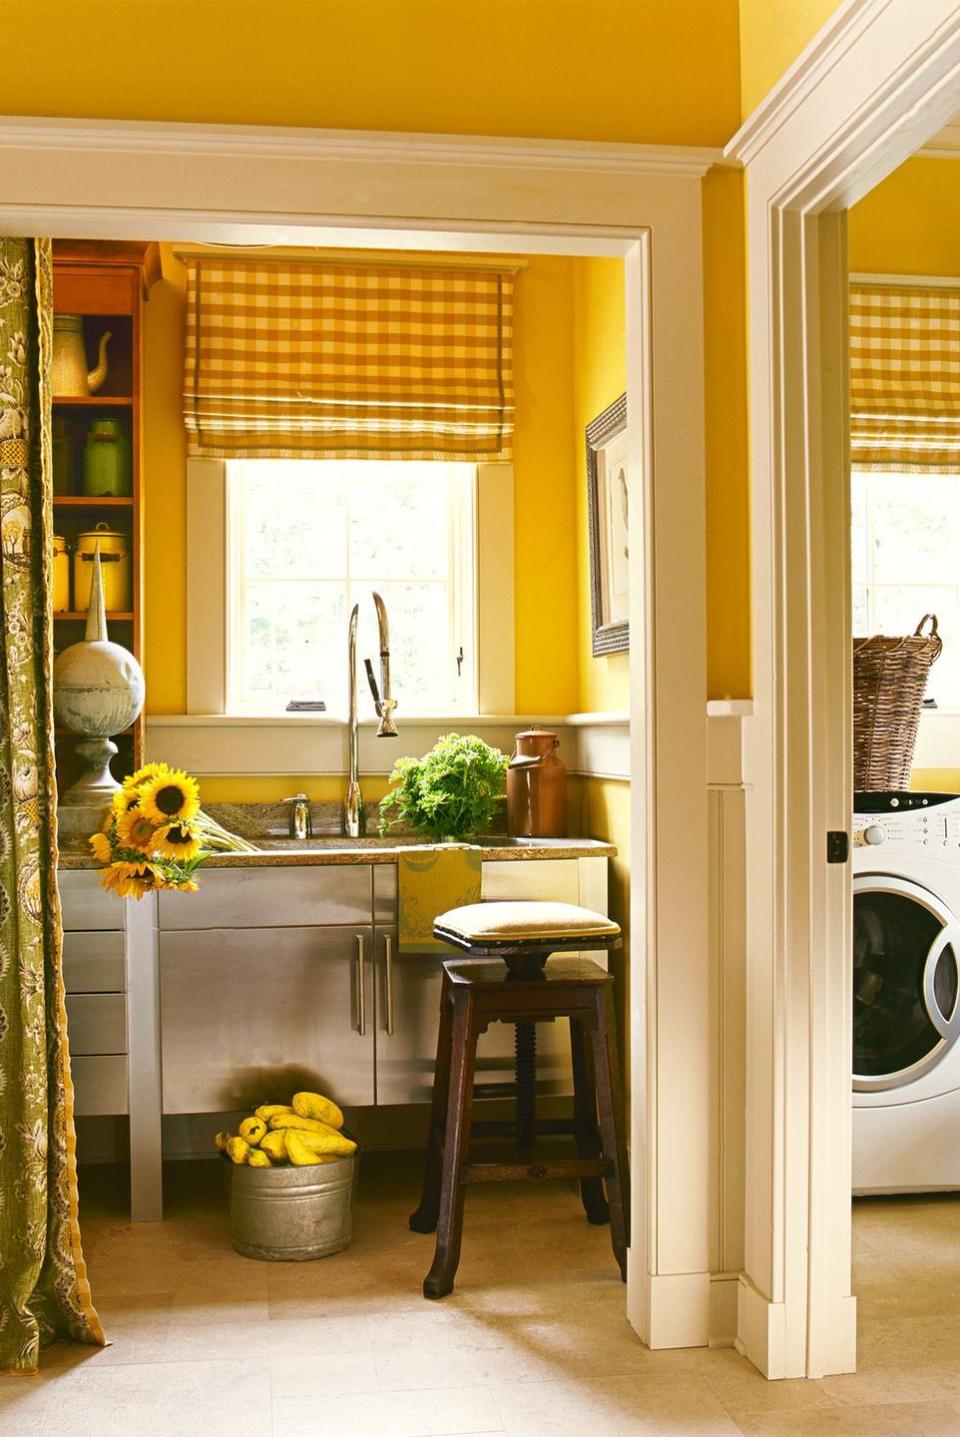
[915,613,942,661]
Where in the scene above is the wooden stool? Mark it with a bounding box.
[409,901,628,1299]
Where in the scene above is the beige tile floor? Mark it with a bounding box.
[2,1158,959,1436]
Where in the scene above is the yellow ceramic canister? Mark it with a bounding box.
[73,522,131,613]
[52,534,70,612]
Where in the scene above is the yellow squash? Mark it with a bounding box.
[214,1130,231,1152]
[287,1125,357,1158]
[259,1131,289,1163]
[292,1091,345,1130]
[238,1116,267,1147]
[225,1136,251,1165]
[284,1130,340,1167]
[255,1104,294,1121]
[269,1112,342,1138]
[247,1149,272,1168]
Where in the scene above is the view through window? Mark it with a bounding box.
[226,459,477,714]
[852,468,960,707]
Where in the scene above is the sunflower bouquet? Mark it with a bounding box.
[90,762,256,900]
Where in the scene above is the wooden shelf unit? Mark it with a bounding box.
[52,241,159,791]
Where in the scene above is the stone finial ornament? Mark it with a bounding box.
[53,544,145,807]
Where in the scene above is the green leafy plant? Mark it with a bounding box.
[379,733,509,842]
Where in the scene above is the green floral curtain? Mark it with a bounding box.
[0,238,103,1371]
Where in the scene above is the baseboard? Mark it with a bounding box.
[737,1276,786,1377]
[709,1272,739,1347]
[629,1269,711,1349]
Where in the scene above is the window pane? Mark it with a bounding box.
[237,461,347,579]
[348,464,450,581]
[355,582,453,709]
[871,473,960,585]
[873,585,960,707]
[851,471,868,588]
[244,583,347,705]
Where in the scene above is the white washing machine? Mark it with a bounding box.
[853,790,960,1193]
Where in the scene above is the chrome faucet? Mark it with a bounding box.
[283,793,312,841]
[346,591,398,836]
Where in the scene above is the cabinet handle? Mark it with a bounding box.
[355,934,366,1036]
[384,933,394,1036]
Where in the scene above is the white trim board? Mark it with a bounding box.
[16,113,710,1357]
[725,0,960,1382]
[146,711,632,781]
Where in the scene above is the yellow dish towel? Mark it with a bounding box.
[398,845,482,953]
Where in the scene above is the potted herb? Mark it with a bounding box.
[379,733,509,843]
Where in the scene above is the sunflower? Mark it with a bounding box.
[117,808,160,853]
[101,861,157,900]
[152,822,202,861]
[165,877,199,893]
[138,769,200,826]
[111,786,141,819]
[122,762,169,795]
[88,831,113,865]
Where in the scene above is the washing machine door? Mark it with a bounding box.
[854,874,960,1092]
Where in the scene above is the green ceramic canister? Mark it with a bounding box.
[82,418,131,497]
[52,415,71,495]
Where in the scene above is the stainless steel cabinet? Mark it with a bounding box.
[159,924,376,1113]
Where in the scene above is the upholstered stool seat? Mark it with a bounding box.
[410,900,628,1299]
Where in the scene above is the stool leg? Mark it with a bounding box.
[514,1020,537,1160]
[589,985,630,1281]
[424,989,479,1299]
[570,1016,609,1226]
[410,969,455,1235]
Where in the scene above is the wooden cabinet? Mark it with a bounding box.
[51,241,160,792]
[59,871,129,1119]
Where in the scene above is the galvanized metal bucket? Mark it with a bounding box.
[227,1147,360,1261]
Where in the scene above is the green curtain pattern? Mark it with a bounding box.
[0,238,103,1372]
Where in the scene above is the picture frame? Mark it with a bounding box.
[586,393,629,655]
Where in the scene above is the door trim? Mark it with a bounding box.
[8,118,712,1350]
[726,0,960,1381]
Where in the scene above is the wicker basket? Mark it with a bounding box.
[853,614,942,791]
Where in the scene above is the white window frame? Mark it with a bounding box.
[222,459,479,716]
[186,457,514,720]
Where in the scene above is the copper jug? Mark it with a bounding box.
[507,727,567,837]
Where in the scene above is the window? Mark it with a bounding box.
[852,469,960,708]
[225,460,477,715]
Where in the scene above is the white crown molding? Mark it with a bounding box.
[920,117,960,156]
[0,116,722,179]
[724,0,891,167]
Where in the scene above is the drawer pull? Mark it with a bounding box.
[384,933,394,1036]
[355,933,366,1036]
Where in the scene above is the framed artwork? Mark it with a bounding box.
[586,393,629,655]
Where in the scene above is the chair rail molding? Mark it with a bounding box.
[725,0,960,1381]
[9,114,712,1356]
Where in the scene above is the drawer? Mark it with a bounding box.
[66,993,127,1055]
[159,865,374,930]
[63,931,125,993]
[58,870,123,932]
[482,858,582,904]
[72,1055,128,1116]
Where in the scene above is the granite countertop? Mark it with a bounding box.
[57,800,615,870]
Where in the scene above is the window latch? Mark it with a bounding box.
[456,645,464,678]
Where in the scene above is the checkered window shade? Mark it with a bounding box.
[850,283,960,472]
[183,259,515,461]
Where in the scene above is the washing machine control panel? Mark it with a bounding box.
[853,792,960,852]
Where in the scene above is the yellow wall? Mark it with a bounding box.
[143,248,581,723]
[572,258,629,714]
[739,0,846,119]
[850,157,960,793]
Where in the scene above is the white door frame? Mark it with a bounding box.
[726,0,960,1380]
[0,119,715,1350]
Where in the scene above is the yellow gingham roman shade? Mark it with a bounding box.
[183,258,515,461]
[850,282,960,472]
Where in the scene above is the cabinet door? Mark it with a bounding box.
[373,928,575,1106]
[159,925,375,1114]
